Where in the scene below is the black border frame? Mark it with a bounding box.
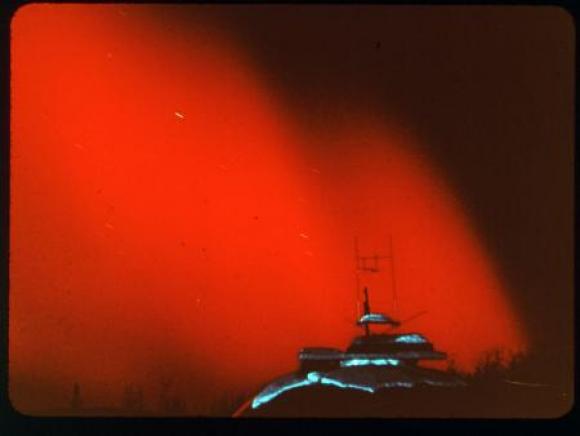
[0,1,577,434]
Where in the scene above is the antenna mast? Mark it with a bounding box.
[354,236,398,322]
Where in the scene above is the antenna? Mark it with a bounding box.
[353,235,398,320]
[362,286,370,336]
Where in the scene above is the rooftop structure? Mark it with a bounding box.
[234,240,465,416]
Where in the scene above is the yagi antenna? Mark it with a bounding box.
[353,235,399,317]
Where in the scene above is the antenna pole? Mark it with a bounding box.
[363,287,370,336]
[363,286,371,315]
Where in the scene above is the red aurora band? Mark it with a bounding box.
[10,5,526,413]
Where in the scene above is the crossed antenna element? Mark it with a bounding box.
[354,236,398,314]
[353,237,427,334]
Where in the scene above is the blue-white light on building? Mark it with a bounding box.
[340,358,400,367]
[359,313,391,323]
[251,370,420,409]
[319,377,376,393]
[251,378,314,409]
[394,334,427,344]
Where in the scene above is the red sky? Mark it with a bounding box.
[10,4,526,414]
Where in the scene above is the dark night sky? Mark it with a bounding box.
[185,5,574,356]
